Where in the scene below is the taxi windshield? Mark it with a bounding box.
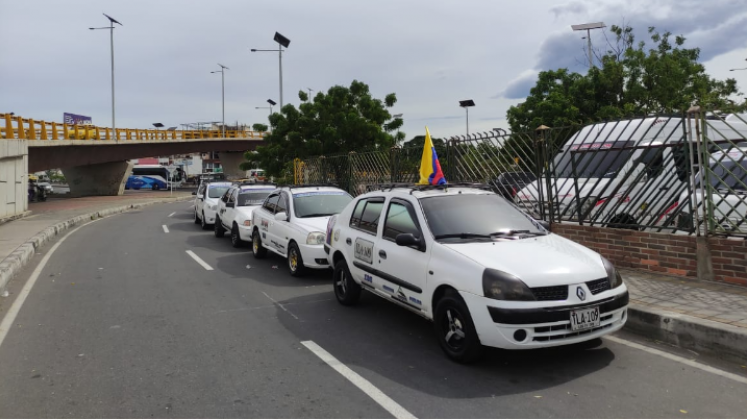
[420,194,546,242]
[208,185,230,198]
[238,191,273,206]
[293,191,353,218]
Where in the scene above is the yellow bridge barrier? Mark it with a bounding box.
[0,113,267,141]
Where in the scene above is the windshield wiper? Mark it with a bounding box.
[301,213,332,218]
[434,233,493,240]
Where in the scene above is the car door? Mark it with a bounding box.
[257,193,280,252]
[373,198,429,311]
[222,188,238,228]
[268,192,291,256]
[195,183,207,216]
[345,197,385,287]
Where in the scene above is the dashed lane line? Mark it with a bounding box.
[162,225,170,233]
[168,212,176,217]
[185,250,214,271]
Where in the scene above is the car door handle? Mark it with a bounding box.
[346,238,352,245]
[379,250,387,259]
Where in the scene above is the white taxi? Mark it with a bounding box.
[215,184,276,247]
[325,184,628,363]
[193,181,232,230]
[251,186,353,276]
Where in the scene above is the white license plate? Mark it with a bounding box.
[570,306,600,331]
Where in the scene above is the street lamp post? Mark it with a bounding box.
[459,100,475,136]
[211,64,229,137]
[730,67,747,72]
[251,32,291,108]
[89,13,122,140]
[571,22,606,69]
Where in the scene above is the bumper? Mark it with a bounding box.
[299,243,331,269]
[238,224,253,241]
[460,289,628,350]
[203,208,218,224]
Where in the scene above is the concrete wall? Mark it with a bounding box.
[62,161,133,197]
[219,151,249,179]
[0,140,28,221]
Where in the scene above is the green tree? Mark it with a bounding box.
[507,26,745,133]
[249,80,402,179]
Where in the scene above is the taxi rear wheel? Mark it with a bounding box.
[434,290,483,364]
[333,259,361,306]
[287,242,307,277]
[252,230,267,258]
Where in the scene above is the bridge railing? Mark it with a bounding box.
[0,113,266,141]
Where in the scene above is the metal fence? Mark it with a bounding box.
[293,108,747,237]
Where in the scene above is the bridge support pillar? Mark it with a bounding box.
[62,161,133,197]
[219,151,248,180]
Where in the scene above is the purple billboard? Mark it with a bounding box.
[63,112,93,125]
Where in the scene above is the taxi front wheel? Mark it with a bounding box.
[334,259,361,306]
[287,242,307,277]
[434,290,484,364]
[252,230,267,258]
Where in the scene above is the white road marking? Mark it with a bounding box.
[162,225,170,233]
[185,250,213,271]
[302,341,416,419]
[261,292,299,320]
[606,335,747,385]
[0,219,102,350]
[168,212,176,217]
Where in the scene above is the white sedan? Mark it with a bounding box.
[325,185,628,363]
[193,181,232,230]
[215,184,276,247]
[251,186,353,276]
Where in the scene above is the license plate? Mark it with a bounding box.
[570,306,600,331]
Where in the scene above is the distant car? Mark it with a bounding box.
[251,185,353,276]
[325,185,628,363]
[37,181,53,194]
[490,172,536,199]
[214,184,276,247]
[194,181,232,230]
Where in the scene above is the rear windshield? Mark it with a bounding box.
[706,159,747,191]
[293,191,353,218]
[238,191,273,206]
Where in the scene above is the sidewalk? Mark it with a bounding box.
[0,191,193,292]
[622,269,747,363]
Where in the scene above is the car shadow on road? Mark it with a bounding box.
[272,290,616,399]
[214,251,332,287]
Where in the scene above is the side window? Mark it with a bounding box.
[198,184,206,196]
[228,189,237,203]
[263,194,279,213]
[349,199,367,228]
[383,200,422,241]
[639,147,665,179]
[222,189,232,203]
[358,199,384,235]
[276,193,288,215]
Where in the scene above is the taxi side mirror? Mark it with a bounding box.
[274,212,288,222]
[395,233,424,250]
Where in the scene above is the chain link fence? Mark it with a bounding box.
[292,108,747,237]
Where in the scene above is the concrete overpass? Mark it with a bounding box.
[0,113,266,217]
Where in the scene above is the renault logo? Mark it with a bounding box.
[576,286,586,301]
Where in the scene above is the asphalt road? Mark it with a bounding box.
[1,202,746,418]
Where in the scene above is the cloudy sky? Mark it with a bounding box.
[1,0,746,141]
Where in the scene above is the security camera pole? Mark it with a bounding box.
[459,100,475,136]
[251,32,291,108]
[89,13,123,140]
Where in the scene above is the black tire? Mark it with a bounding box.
[231,224,244,248]
[333,258,361,306]
[201,212,210,230]
[434,289,483,364]
[214,216,225,238]
[194,209,200,224]
[287,242,307,277]
[252,229,267,258]
[608,214,639,230]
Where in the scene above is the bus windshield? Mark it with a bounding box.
[553,142,634,178]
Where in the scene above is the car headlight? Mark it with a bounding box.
[306,231,326,245]
[242,220,252,227]
[602,257,623,289]
[208,203,217,210]
[482,269,535,301]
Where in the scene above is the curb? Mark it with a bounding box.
[624,304,747,364]
[0,197,191,294]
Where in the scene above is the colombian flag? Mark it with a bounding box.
[418,127,446,186]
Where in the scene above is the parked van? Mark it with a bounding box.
[676,145,747,235]
[515,115,747,229]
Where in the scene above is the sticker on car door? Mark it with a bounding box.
[354,238,374,264]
